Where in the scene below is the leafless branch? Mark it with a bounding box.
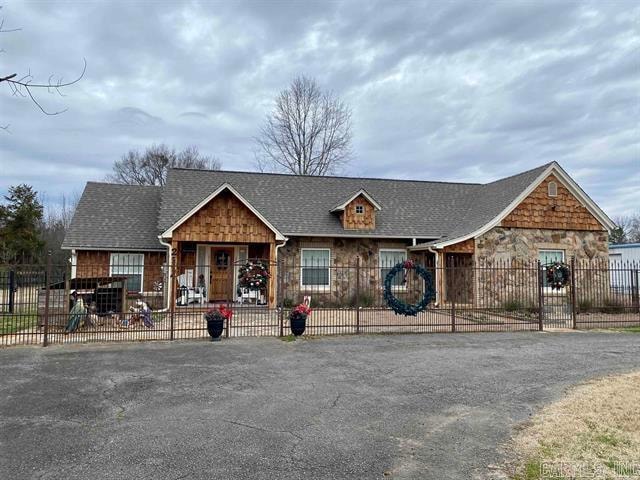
[1,58,87,115]
[254,75,352,176]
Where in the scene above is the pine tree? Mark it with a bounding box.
[0,185,45,262]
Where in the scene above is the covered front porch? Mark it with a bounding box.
[159,183,287,309]
[172,241,276,307]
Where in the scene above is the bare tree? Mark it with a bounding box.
[0,6,86,131]
[255,75,352,176]
[612,213,640,244]
[107,144,222,186]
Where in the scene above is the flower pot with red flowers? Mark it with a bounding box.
[204,306,232,341]
[289,303,312,336]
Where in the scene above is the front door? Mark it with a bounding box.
[210,247,234,301]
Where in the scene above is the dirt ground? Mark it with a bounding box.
[1,305,638,346]
[0,307,542,346]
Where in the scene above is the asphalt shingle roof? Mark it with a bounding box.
[64,163,553,250]
[62,183,164,251]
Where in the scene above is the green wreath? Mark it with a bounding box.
[238,260,270,291]
[545,261,570,290]
[383,260,435,316]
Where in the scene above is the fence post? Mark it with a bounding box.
[8,270,15,314]
[570,257,577,329]
[169,253,176,341]
[537,260,544,331]
[632,269,640,316]
[355,257,361,334]
[278,258,284,337]
[447,259,458,333]
[451,295,456,333]
[43,251,52,347]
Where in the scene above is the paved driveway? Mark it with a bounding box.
[1,331,638,479]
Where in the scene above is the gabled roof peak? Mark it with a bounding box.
[330,188,382,212]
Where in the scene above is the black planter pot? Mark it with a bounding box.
[206,318,224,340]
[290,315,307,336]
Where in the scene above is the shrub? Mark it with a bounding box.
[600,298,626,314]
[501,298,523,312]
[282,297,294,308]
[578,299,593,313]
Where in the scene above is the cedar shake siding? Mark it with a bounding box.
[171,190,276,244]
[76,250,165,293]
[501,174,604,231]
[339,195,376,230]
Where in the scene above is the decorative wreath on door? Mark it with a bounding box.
[238,260,271,291]
[545,261,571,290]
[383,260,435,316]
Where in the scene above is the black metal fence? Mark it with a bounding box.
[1,257,639,347]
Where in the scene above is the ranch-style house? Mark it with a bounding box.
[62,162,614,308]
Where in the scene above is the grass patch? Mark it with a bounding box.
[0,312,39,334]
[504,371,640,479]
[280,334,296,342]
[615,326,640,333]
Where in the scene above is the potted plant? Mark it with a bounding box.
[204,305,232,341]
[289,303,312,336]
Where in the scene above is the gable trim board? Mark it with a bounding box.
[410,162,615,251]
[330,189,382,212]
[159,183,287,241]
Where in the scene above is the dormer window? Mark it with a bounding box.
[330,189,381,231]
[548,181,558,197]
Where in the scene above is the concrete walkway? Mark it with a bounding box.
[1,331,639,479]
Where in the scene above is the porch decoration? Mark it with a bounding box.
[204,305,233,340]
[545,261,571,290]
[289,303,312,336]
[238,260,271,291]
[383,260,435,316]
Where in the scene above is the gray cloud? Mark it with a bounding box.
[1,0,638,217]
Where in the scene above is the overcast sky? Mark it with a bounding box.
[1,0,638,217]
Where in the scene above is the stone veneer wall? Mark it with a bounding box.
[473,227,609,308]
[278,237,424,307]
[475,227,608,264]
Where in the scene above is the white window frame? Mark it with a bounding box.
[548,181,558,197]
[539,249,565,294]
[379,249,408,292]
[109,253,145,293]
[300,248,331,291]
[355,204,365,214]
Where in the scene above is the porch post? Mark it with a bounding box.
[268,242,276,308]
[170,241,179,309]
[437,250,444,306]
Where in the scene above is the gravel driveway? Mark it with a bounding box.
[1,331,638,479]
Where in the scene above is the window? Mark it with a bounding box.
[301,249,330,289]
[110,253,144,292]
[355,204,364,214]
[380,249,407,290]
[548,181,558,197]
[539,249,564,289]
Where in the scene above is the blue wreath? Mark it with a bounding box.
[383,261,435,316]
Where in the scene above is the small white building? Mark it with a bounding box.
[609,243,640,293]
[609,243,640,264]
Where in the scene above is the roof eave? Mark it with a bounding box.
[411,162,615,250]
